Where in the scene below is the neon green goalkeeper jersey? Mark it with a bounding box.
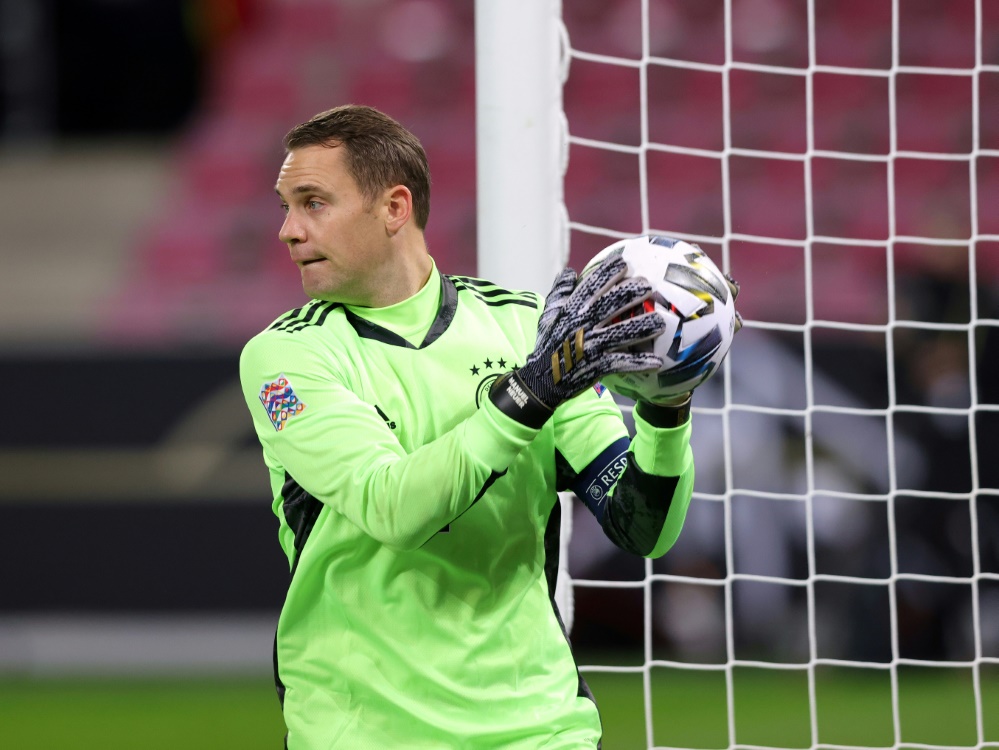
[239,263,695,749]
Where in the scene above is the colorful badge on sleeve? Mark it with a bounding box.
[259,375,307,431]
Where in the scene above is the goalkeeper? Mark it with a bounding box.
[240,104,714,749]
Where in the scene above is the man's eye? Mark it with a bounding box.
[308,200,322,210]
[280,204,289,214]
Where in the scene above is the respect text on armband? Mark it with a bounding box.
[585,452,629,505]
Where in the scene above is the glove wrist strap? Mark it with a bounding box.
[488,372,553,429]
[636,394,692,429]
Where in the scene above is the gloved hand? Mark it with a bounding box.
[489,255,666,428]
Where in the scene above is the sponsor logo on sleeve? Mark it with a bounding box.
[259,375,306,431]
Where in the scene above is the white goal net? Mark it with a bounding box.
[549,1,999,748]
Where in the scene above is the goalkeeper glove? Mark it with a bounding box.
[489,255,666,428]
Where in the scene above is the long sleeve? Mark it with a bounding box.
[240,331,540,553]
[553,388,695,558]
[599,403,695,558]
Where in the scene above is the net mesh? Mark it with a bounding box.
[559,1,999,747]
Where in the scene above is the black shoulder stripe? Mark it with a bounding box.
[274,301,323,332]
[459,291,539,310]
[274,302,340,334]
[497,298,540,309]
[457,290,540,310]
[451,275,536,300]
[285,302,338,333]
[460,285,533,301]
[451,275,523,290]
[268,306,305,331]
[312,302,338,328]
[450,275,493,287]
[451,277,540,309]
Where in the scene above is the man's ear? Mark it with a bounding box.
[384,185,413,234]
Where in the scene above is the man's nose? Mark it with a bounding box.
[279,213,304,245]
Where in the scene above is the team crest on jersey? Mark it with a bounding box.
[469,355,516,407]
[474,373,503,407]
[259,375,306,431]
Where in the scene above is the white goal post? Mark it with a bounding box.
[476,1,998,749]
[474,0,568,296]
[474,0,578,632]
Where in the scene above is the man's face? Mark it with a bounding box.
[275,144,389,305]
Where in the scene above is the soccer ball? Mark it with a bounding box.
[581,235,742,402]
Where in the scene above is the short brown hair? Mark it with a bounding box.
[283,105,431,230]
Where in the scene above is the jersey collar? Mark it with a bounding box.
[343,273,458,349]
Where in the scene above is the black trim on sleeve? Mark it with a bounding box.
[273,631,286,708]
[275,473,325,714]
[418,468,508,549]
[472,468,508,503]
[541,496,602,744]
[554,449,578,493]
[600,455,680,557]
[281,473,324,563]
[635,394,692,429]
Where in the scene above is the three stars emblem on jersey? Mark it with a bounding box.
[259,375,307,431]
[470,355,515,407]
[468,356,509,377]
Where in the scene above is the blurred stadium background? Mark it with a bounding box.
[2,0,999,748]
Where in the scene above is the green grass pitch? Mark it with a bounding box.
[1,664,996,749]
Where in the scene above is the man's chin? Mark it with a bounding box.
[301,276,366,305]
[303,283,357,305]
[300,272,336,301]
[304,287,335,302]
